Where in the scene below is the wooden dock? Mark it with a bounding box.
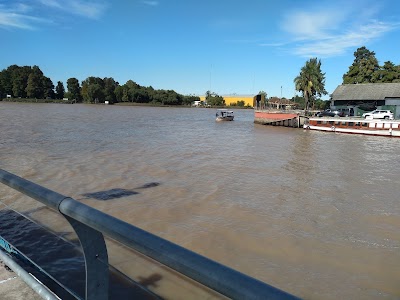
[254,110,307,128]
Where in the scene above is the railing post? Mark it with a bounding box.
[63,216,109,300]
[0,169,109,300]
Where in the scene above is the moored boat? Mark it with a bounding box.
[304,117,400,137]
[215,109,234,121]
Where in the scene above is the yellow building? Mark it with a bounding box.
[199,95,255,107]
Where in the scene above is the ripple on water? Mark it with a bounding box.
[1,104,399,300]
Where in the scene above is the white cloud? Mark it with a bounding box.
[270,1,399,58]
[0,0,107,30]
[40,0,107,19]
[259,42,286,47]
[0,3,38,29]
[0,12,33,29]
[69,1,107,19]
[0,10,49,30]
[39,0,63,9]
[14,3,33,13]
[282,10,346,41]
[142,1,159,6]
[291,21,398,58]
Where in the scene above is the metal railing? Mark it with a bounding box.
[0,247,60,300]
[0,169,300,300]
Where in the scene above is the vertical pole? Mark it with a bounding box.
[64,216,109,300]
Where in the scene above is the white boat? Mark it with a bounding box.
[304,117,400,137]
[215,109,234,122]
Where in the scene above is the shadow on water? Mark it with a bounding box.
[82,188,139,200]
[138,273,163,288]
[136,182,160,189]
[0,209,162,299]
[81,182,160,201]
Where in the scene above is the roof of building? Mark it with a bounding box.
[331,83,400,101]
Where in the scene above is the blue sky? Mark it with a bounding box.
[1,0,400,99]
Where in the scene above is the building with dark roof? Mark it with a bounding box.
[331,83,400,118]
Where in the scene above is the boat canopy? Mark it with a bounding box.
[216,109,234,116]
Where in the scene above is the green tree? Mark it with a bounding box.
[1,63,199,105]
[103,77,117,103]
[294,58,327,113]
[132,88,150,103]
[377,61,400,83]
[0,72,5,98]
[114,85,124,102]
[1,65,31,97]
[258,90,267,97]
[314,99,330,110]
[122,87,130,102]
[124,80,146,103]
[12,66,32,98]
[162,90,182,105]
[26,67,44,98]
[153,89,166,104]
[81,77,105,103]
[87,83,104,103]
[205,91,225,106]
[0,67,14,97]
[43,76,54,99]
[343,46,380,84]
[147,86,155,102]
[182,95,200,105]
[234,100,244,107]
[55,81,65,99]
[64,91,72,100]
[291,95,305,109]
[66,78,81,101]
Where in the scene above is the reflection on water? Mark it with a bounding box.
[0,102,400,299]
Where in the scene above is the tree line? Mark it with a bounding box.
[0,65,61,100]
[0,65,200,105]
[2,46,397,108]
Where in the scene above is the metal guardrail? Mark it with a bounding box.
[0,247,60,300]
[0,169,301,300]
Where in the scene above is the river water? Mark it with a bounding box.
[0,102,399,299]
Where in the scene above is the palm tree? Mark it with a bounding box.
[294,58,327,114]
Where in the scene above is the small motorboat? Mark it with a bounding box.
[215,109,234,121]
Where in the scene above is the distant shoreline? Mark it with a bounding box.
[1,98,75,104]
[1,98,253,109]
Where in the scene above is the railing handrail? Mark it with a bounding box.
[0,169,300,300]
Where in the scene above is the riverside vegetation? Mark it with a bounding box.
[1,46,399,109]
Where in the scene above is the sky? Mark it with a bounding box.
[1,0,400,100]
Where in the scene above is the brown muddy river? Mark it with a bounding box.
[0,102,399,299]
